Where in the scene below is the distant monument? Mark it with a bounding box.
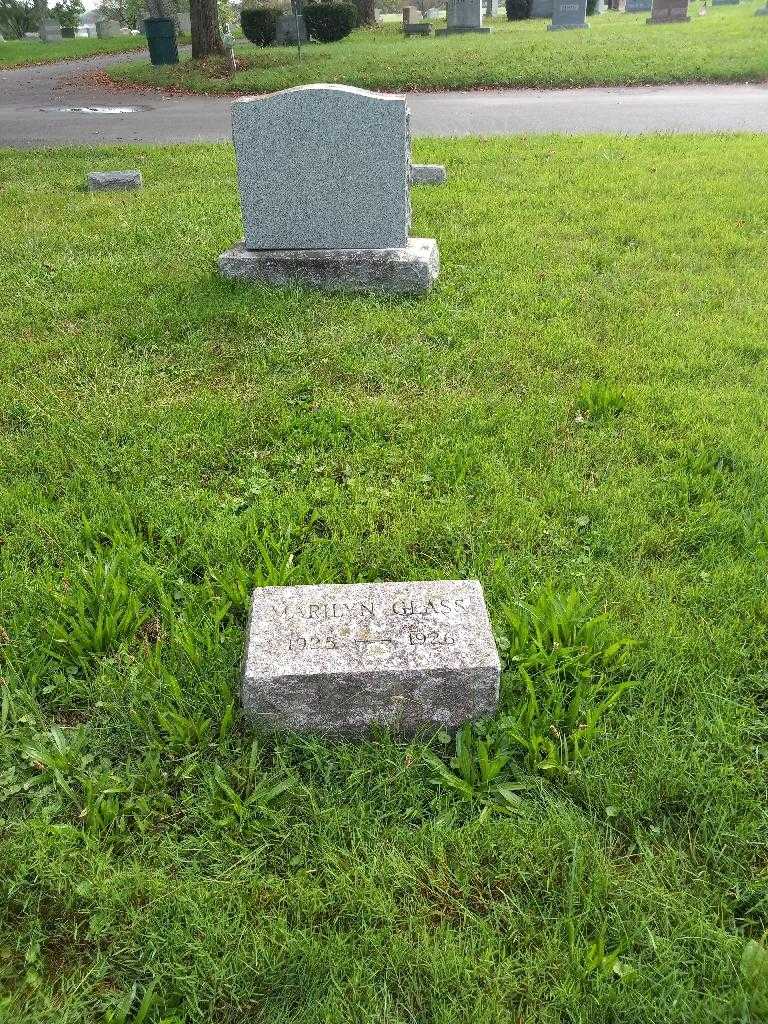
[436,0,491,33]
[548,0,589,28]
[647,0,689,22]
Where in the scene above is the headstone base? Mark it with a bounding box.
[87,170,143,191]
[411,163,447,184]
[435,24,491,31]
[218,238,440,295]
[548,20,589,26]
[646,13,689,19]
[404,22,435,33]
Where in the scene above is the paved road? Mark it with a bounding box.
[2,50,768,147]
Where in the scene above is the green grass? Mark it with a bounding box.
[0,34,148,70]
[109,4,768,93]
[1,134,768,1022]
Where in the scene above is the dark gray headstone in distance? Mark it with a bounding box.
[548,0,589,28]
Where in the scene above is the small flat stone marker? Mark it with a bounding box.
[411,163,447,185]
[242,580,500,737]
[87,170,143,192]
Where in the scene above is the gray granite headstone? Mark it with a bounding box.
[39,18,63,40]
[242,580,500,736]
[437,0,491,31]
[95,18,121,37]
[177,11,191,31]
[647,0,689,22]
[548,0,589,28]
[275,12,308,43]
[624,0,652,10]
[232,85,410,251]
[485,0,499,14]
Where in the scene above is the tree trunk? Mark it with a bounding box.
[190,0,224,57]
[355,0,376,25]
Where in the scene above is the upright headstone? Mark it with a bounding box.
[177,11,191,32]
[593,0,605,13]
[647,0,689,22]
[39,18,63,40]
[218,85,439,294]
[548,0,589,28]
[95,18,121,37]
[403,5,435,31]
[625,0,652,9]
[241,581,500,736]
[275,12,308,42]
[437,0,491,31]
[485,0,499,14]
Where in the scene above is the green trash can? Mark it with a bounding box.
[145,17,179,66]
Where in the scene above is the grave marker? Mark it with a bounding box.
[548,0,589,28]
[647,0,689,22]
[218,85,439,294]
[39,18,63,40]
[242,581,500,736]
[436,0,491,33]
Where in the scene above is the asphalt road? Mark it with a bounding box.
[1,50,768,147]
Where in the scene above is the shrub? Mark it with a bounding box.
[586,0,597,11]
[240,6,279,45]
[505,0,529,17]
[304,2,356,41]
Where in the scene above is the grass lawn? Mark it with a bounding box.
[0,35,148,70]
[108,4,768,93]
[1,134,768,1023]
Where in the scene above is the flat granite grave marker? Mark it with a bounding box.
[647,0,689,22]
[548,0,589,29]
[87,170,143,191]
[242,580,500,736]
[218,84,439,294]
[411,163,447,184]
